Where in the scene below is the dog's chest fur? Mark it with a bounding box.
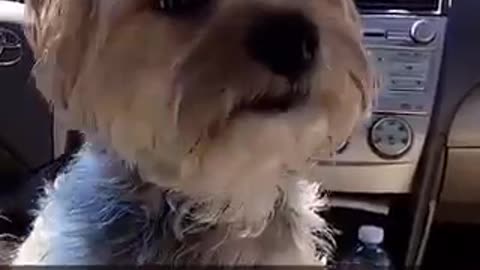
[13,145,332,266]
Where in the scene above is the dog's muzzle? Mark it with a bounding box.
[172,11,320,150]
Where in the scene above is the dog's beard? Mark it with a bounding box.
[131,93,329,226]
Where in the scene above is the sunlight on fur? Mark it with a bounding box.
[13,0,377,266]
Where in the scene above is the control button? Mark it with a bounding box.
[390,50,429,63]
[400,103,412,110]
[389,78,425,91]
[410,20,437,44]
[389,62,429,77]
[414,105,425,111]
[368,117,413,159]
[387,30,410,42]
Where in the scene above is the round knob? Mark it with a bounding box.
[368,117,413,159]
[410,20,436,44]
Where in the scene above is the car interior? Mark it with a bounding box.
[1,0,480,268]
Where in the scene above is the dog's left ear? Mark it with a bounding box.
[24,0,95,111]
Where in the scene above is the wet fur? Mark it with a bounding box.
[13,0,376,266]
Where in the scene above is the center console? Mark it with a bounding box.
[320,2,450,267]
[313,0,449,194]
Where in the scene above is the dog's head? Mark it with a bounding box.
[26,0,376,199]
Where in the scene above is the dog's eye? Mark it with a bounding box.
[154,0,208,15]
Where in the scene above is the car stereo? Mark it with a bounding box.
[313,0,449,194]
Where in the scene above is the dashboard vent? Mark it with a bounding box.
[356,0,440,13]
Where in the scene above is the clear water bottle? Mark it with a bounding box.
[338,225,394,270]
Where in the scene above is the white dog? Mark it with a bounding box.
[12,0,376,266]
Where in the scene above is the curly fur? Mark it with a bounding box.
[13,0,377,266]
[14,144,334,265]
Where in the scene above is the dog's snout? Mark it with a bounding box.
[246,12,319,81]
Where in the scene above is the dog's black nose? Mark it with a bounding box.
[246,12,319,81]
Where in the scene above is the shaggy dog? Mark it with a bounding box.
[12,0,376,266]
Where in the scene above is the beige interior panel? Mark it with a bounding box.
[438,147,480,223]
[448,88,480,147]
[314,163,414,193]
[441,148,480,204]
[438,87,480,222]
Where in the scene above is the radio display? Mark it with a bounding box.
[356,0,439,12]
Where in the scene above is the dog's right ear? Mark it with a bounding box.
[24,0,95,112]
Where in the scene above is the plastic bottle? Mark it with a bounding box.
[338,225,394,270]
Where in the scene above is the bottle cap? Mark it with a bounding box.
[358,225,384,245]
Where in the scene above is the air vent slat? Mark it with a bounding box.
[356,0,439,13]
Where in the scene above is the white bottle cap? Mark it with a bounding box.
[358,225,384,245]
